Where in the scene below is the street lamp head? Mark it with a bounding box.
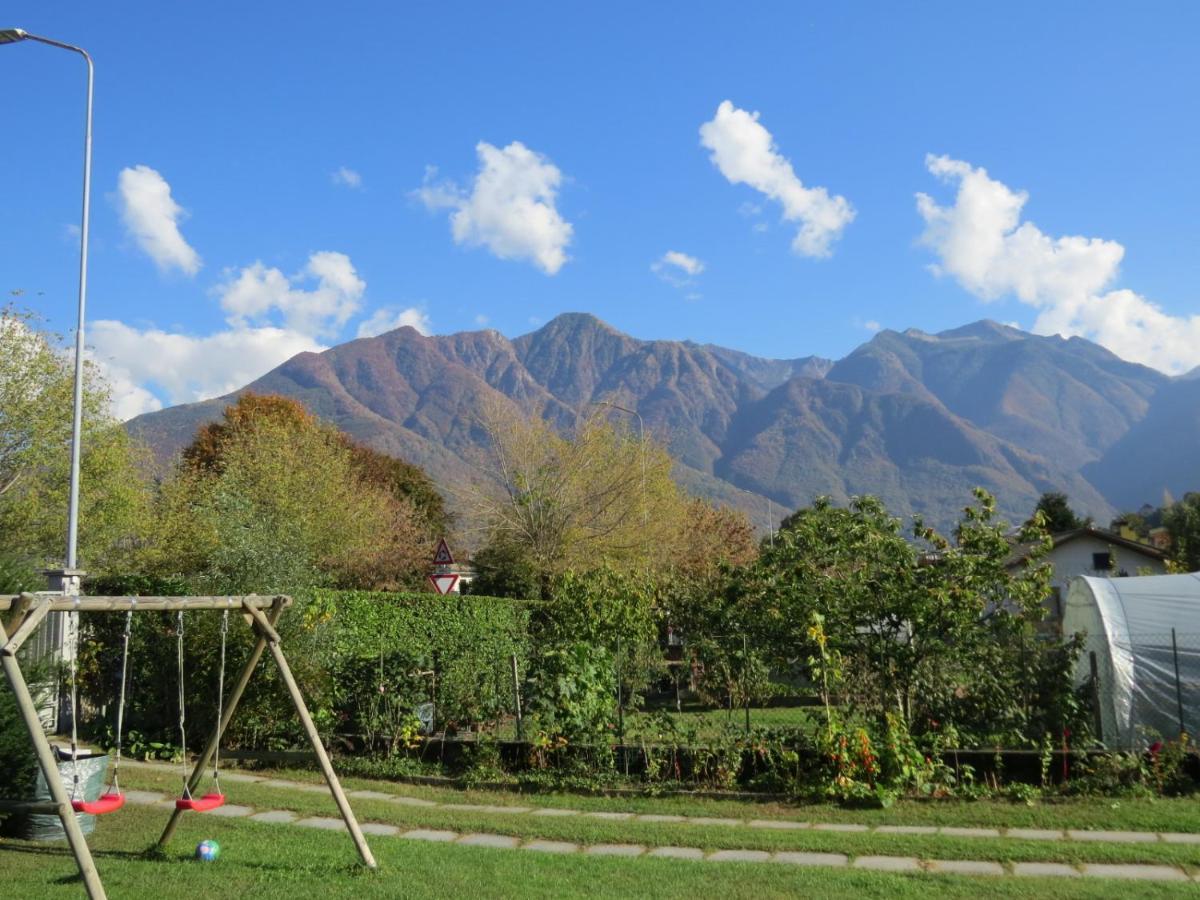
[0,28,28,44]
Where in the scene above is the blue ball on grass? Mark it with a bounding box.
[195,839,221,862]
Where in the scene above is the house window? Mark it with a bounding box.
[1092,552,1112,571]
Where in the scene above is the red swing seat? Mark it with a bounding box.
[71,792,126,815]
[175,793,226,813]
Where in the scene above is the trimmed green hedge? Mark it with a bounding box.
[310,590,534,743]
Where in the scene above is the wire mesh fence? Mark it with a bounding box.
[61,605,1200,757]
[1080,629,1200,750]
[407,628,1200,754]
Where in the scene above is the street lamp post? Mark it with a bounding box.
[1,29,104,900]
[1,28,94,592]
[733,484,775,545]
[591,400,647,526]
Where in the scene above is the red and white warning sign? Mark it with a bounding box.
[428,572,460,595]
[432,538,454,566]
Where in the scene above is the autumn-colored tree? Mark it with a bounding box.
[182,392,315,474]
[146,394,438,592]
[340,438,451,536]
[184,392,449,536]
[467,403,687,597]
[672,499,757,583]
[656,499,758,673]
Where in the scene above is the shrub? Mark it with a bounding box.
[309,590,534,743]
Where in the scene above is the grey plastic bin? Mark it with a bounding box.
[18,748,110,841]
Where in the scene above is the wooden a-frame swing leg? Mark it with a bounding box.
[2,592,34,636]
[156,598,286,850]
[245,604,377,869]
[0,614,107,900]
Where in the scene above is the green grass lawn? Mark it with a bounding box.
[0,804,1195,900]
[110,767,1200,870]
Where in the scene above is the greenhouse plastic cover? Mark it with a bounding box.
[1063,573,1200,749]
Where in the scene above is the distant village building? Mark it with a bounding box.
[1007,526,1170,635]
[445,562,475,594]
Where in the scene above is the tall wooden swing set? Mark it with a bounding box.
[0,592,377,900]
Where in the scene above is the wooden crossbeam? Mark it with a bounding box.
[0,600,52,657]
[0,595,290,612]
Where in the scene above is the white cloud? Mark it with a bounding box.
[356,306,431,338]
[474,314,490,326]
[217,251,365,339]
[93,249,367,418]
[116,165,201,275]
[417,141,573,275]
[652,250,705,286]
[916,155,1200,374]
[90,321,323,420]
[700,101,855,257]
[331,166,363,189]
[864,319,881,332]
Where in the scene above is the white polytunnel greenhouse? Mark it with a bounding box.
[1063,573,1200,749]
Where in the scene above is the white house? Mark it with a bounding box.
[1007,526,1170,634]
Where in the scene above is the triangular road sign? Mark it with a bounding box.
[429,572,459,595]
[432,538,454,566]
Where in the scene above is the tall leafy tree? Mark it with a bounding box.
[145,393,436,593]
[1028,491,1087,534]
[734,490,1055,740]
[468,403,686,597]
[1163,492,1200,572]
[0,308,148,573]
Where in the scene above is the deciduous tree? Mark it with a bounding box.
[0,308,148,572]
[733,490,1057,741]
[146,394,435,592]
[467,403,686,597]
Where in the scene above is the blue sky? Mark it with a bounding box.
[3,2,1199,418]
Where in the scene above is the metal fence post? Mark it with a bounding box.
[615,636,624,743]
[1171,628,1186,737]
[1088,650,1104,740]
[743,633,751,734]
[430,651,438,736]
[510,653,523,741]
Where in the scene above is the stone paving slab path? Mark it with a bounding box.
[117,785,1200,884]
[1080,864,1192,882]
[206,804,254,818]
[121,760,1200,848]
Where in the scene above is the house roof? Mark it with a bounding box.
[1006,525,1168,568]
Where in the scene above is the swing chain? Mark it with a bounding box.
[67,609,81,801]
[110,608,133,795]
[212,608,229,794]
[176,610,190,799]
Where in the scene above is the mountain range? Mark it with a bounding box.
[127,313,1198,533]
